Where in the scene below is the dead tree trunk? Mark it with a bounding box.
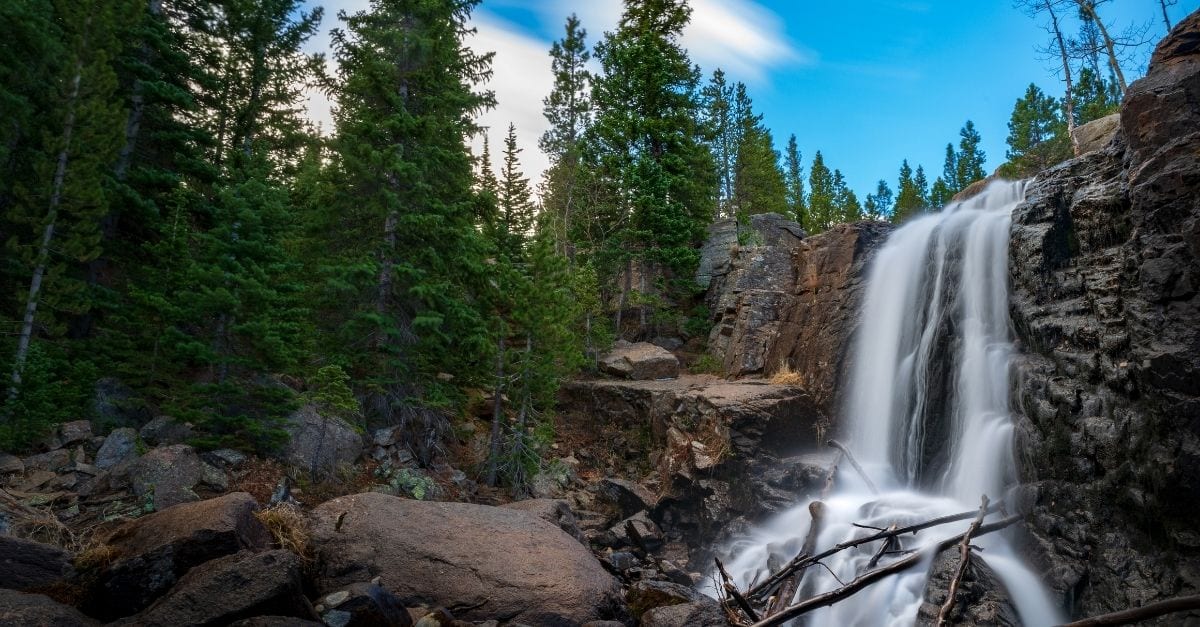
[1046,0,1081,156]
[486,332,505,486]
[828,440,878,495]
[1059,595,1200,626]
[1159,0,1173,32]
[1075,0,1128,95]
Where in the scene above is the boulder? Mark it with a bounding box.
[85,492,271,619]
[282,404,363,477]
[0,536,74,591]
[130,550,316,626]
[1071,113,1120,155]
[315,582,412,627]
[95,427,139,470]
[311,492,625,625]
[21,449,70,472]
[916,549,1019,626]
[626,580,701,617]
[118,444,227,510]
[639,598,728,627]
[58,420,93,447]
[0,589,97,627]
[138,415,194,447]
[0,453,23,476]
[230,618,324,627]
[596,478,655,518]
[598,341,680,380]
[499,498,587,545]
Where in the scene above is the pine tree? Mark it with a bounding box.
[784,134,806,227]
[496,124,535,259]
[893,159,926,222]
[955,120,987,187]
[731,89,788,217]
[807,151,835,233]
[701,69,735,218]
[582,0,715,337]
[831,170,862,222]
[540,14,591,255]
[318,0,495,456]
[1072,66,1120,124]
[1001,82,1069,177]
[864,180,893,221]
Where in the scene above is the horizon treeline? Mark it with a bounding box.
[0,0,1161,492]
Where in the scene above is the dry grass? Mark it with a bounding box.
[769,360,804,386]
[73,541,119,573]
[10,508,88,553]
[255,504,311,561]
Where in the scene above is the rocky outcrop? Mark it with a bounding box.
[282,404,364,478]
[1008,10,1200,620]
[310,492,625,625]
[1071,113,1120,155]
[706,218,891,412]
[917,550,1019,626]
[599,341,681,380]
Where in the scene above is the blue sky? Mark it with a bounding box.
[304,0,1197,199]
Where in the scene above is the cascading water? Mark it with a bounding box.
[711,180,1062,626]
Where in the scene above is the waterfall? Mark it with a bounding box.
[711,181,1061,626]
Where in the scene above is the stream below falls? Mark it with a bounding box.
[709,180,1063,626]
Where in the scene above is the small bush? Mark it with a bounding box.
[690,353,724,376]
[769,360,804,386]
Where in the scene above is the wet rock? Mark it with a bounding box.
[84,492,271,619]
[282,403,363,477]
[315,582,412,627]
[229,618,324,627]
[499,498,586,544]
[129,550,316,626]
[138,416,194,447]
[95,427,139,470]
[0,536,74,591]
[639,598,728,627]
[311,492,625,625]
[58,420,93,447]
[598,341,680,381]
[917,549,1020,626]
[0,589,97,626]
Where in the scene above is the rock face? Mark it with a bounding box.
[707,220,892,411]
[559,376,826,567]
[916,550,1019,626]
[598,341,680,380]
[282,404,364,477]
[1008,11,1200,620]
[0,589,97,627]
[1070,113,1120,155]
[0,536,74,592]
[310,492,625,625]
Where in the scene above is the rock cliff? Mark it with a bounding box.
[1008,10,1200,619]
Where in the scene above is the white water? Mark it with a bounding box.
[711,181,1062,626]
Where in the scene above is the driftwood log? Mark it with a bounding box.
[828,440,878,495]
[748,514,1022,627]
[1058,594,1200,626]
[935,495,989,626]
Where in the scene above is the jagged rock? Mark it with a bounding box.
[282,404,363,477]
[311,492,625,625]
[84,492,271,620]
[128,550,316,626]
[500,498,586,544]
[230,618,324,627]
[315,582,412,627]
[1071,113,1120,155]
[139,416,194,446]
[916,549,1020,626]
[608,511,664,551]
[118,444,227,510]
[639,597,728,627]
[598,341,680,380]
[1008,10,1200,619]
[58,420,93,447]
[596,478,655,518]
[697,213,806,291]
[0,589,98,626]
[0,536,74,591]
[95,427,139,470]
[626,580,701,616]
[204,448,249,469]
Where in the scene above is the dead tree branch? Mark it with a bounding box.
[935,495,990,626]
[748,514,1022,627]
[716,557,760,622]
[827,440,878,495]
[1058,594,1200,626]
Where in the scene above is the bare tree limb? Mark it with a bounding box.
[1058,595,1200,626]
[716,557,761,623]
[827,440,878,495]
[749,514,1022,627]
[936,495,990,626]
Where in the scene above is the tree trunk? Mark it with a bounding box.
[614,256,632,338]
[486,332,505,486]
[376,205,398,349]
[1159,0,1173,32]
[8,59,85,403]
[1047,0,1081,156]
[1076,1,1128,95]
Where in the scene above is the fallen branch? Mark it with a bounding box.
[715,557,760,622]
[768,501,826,616]
[748,514,1022,627]
[866,524,898,568]
[827,440,878,495]
[936,495,990,626]
[1058,595,1200,626]
[745,501,1004,602]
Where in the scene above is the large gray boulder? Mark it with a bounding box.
[282,404,363,477]
[598,341,680,380]
[0,589,97,626]
[310,492,625,625]
[1071,113,1120,155]
[95,427,139,470]
[117,444,227,510]
[0,536,74,591]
